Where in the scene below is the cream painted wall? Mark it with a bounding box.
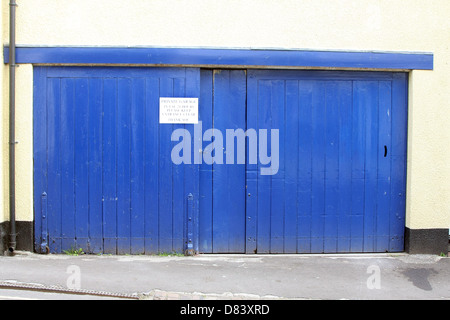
[0,64,6,225]
[13,64,33,222]
[0,0,5,224]
[2,0,450,229]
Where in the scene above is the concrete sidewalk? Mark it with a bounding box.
[0,252,449,300]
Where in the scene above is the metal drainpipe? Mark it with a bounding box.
[8,0,17,254]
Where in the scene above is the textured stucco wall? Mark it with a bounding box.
[0,1,7,222]
[13,64,33,222]
[0,0,5,224]
[2,0,450,230]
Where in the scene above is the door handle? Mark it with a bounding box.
[384,145,388,158]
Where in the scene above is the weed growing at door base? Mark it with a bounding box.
[63,247,85,256]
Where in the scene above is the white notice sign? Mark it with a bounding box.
[159,97,199,124]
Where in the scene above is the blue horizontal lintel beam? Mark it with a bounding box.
[3,46,434,70]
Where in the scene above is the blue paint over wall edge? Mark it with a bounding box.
[3,46,433,70]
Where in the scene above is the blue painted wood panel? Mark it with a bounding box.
[246,70,408,253]
[212,70,247,253]
[198,70,247,253]
[34,67,200,254]
[198,70,214,253]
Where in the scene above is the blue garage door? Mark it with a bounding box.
[34,67,407,254]
[34,67,201,254]
[245,70,407,253]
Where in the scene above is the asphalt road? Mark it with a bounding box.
[1,251,450,300]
